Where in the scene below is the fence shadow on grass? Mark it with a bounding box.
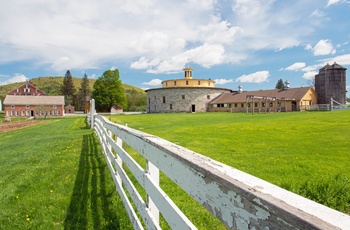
[64,133,123,230]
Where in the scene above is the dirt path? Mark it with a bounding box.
[0,120,48,133]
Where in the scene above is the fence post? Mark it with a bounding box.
[90,99,95,128]
[330,97,333,111]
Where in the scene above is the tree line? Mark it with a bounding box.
[60,70,91,111]
[61,69,146,112]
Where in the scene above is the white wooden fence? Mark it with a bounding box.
[88,100,350,229]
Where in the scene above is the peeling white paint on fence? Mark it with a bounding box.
[88,104,350,229]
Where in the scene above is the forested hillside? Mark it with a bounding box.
[0,77,146,111]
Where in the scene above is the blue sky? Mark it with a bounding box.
[0,0,350,96]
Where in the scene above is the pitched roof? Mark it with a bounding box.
[320,62,347,70]
[8,81,47,95]
[3,95,64,105]
[210,87,315,104]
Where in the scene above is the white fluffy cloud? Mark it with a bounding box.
[236,71,270,83]
[302,71,318,80]
[312,40,336,56]
[0,74,28,86]
[142,79,162,86]
[327,0,345,7]
[283,62,306,71]
[320,54,350,66]
[310,9,326,17]
[214,79,233,85]
[130,57,160,70]
[299,53,350,80]
[0,0,336,75]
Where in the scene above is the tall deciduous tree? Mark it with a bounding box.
[60,70,76,105]
[77,73,91,111]
[275,79,284,89]
[92,69,127,112]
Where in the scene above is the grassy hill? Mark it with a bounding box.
[0,77,147,111]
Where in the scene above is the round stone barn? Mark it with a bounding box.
[146,68,232,113]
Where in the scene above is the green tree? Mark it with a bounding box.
[92,69,127,112]
[77,73,91,111]
[275,78,284,89]
[60,70,76,105]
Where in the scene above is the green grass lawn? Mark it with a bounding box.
[1,112,349,230]
[0,117,133,230]
[110,111,350,215]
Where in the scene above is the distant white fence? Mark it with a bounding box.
[310,98,350,111]
[88,100,350,229]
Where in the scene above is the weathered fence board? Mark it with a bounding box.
[89,104,350,229]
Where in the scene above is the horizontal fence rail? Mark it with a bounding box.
[88,106,350,229]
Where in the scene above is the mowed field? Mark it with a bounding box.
[0,111,349,229]
[0,117,133,230]
[110,110,350,215]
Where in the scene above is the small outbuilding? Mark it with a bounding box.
[111,106,123,114]
[65,104,75,114]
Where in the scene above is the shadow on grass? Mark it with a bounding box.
[64,134,122,229]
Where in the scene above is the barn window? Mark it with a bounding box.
[207,95,210,99]
[16,111,19,116]
[186,81,188,85]
[174,81,177,86]
[170,104,173,110]
[57,111,60,115]
[53,105,57,109]
[241,103,244,108]
[235,103,238,108]
[162,97,166,103]
[22,111,25,116]
[182,95,185,99]
[26,105,30,109]
[11,105,15,109]
[255,103,258,107]
[198,81,201,85]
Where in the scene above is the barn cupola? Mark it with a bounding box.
[183,67,193,79]
[238,85,243,93]
[284,80,290,90]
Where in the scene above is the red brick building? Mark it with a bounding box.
[3,95,65,118]
[8,80,47,96]
[65,104,75,114]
